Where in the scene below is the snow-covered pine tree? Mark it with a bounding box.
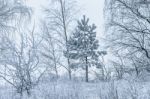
[64,15,100,82]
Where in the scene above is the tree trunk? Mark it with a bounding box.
[26,88,31,97]
[85,56,88,82]
[101,66,105,81]
[55,66,58,78]
[54,58,58,78]
[59,0,72,80]
[68,58,72,80]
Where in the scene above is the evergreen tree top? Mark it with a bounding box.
[65,15,99,59]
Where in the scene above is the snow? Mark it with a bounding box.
[0,78,150,99]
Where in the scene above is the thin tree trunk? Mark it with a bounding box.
[101,66,105,80]
[60,0,72,80]
[54,62,58,78]
[85,56,88,82]
[26,88,31,97]
[52,47,59,78]
[68,58,71,80]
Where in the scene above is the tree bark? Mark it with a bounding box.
[85,56,88,82]
[60,0,72,80]
[68,59,72,80]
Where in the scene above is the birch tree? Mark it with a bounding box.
[40,22,61,78]
[44,0,77,79]
[0,0,45,96]
[0,27,45,96]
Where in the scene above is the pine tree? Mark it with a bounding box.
[64,15,101,82]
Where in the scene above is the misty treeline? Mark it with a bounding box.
[1,0,150,98]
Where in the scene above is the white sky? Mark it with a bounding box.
[79,0,105,38]
[26,0,105,38]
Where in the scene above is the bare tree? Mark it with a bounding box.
[44,0,77,80]
[93,52,110,81]
[0,0,30,33]
[40,22,62,78]
[0,26,45,96]
[0,0,41,96]
[105,0,150,74]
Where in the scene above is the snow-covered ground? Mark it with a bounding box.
[0,78,150,99]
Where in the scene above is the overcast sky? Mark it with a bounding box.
[26,0,105,38]
[78,0,105,37]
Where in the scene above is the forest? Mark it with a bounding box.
[0,0,150,99]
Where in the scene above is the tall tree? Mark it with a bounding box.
[64,15,100,82]
[105,0,150,75]
[45,0,77,79]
